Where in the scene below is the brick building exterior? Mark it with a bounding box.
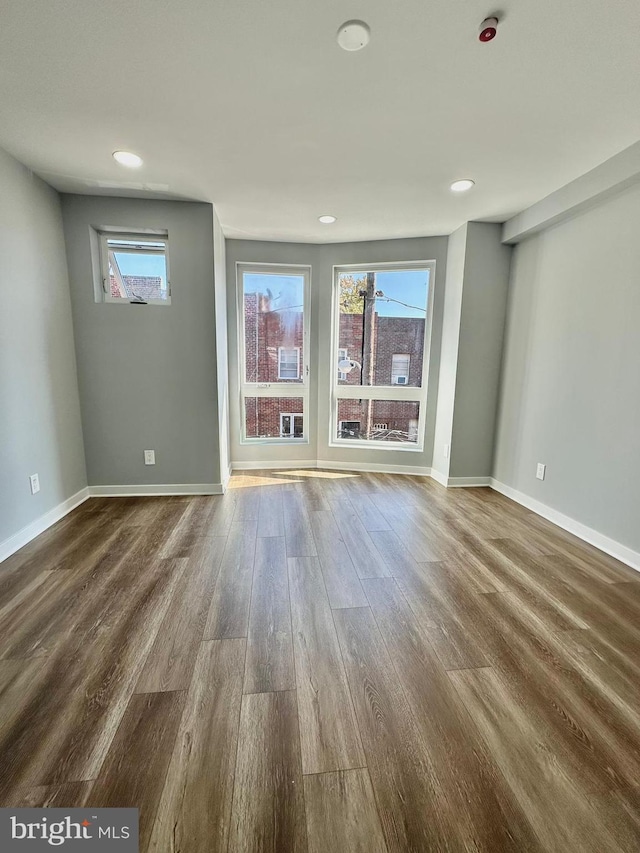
[243,292,424,442]
[110,274,164,300]
[244,292,305,438]
[336,313,423,442]
[245,397,304,439]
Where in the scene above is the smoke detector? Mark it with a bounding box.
[337,20,371,51]
[479,16,499,42]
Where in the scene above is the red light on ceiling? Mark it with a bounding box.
[479,17,499,42]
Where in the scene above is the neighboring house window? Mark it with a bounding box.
[339,420,361,439]
[373,423,388,430]
[338,347,348,381]
[391,354,410,385]
[99,232,170,305]
[280,413,304,438]
[278,347,300,380]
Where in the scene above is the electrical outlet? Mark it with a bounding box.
[444,443,450,459]
[536,463,546,481]
[144,450,156,466]
[29,473,40,494]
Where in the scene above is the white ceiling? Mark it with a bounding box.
[1,0,640,243]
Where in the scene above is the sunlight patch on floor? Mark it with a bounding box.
[227,475,302,489]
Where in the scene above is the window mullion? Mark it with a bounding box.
[334,385,422,402]
[242,383,307,398]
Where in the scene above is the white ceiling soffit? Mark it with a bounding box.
[503,140,640,243]
[1,0,640,244]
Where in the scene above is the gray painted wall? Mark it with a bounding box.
[0,147,86,545]
[432,223,511,480]
[450,223,511,477]
[213,208,231,484]
[226,237,447,469]
[494,181,640,552]
[61,195,221,487]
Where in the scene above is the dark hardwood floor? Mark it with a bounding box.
[1,470,639,851]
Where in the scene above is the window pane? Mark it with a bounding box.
[337,268,429,387]
[245,397,305,439]
[107,241,168,301]
[278,347,299,379]
[337,400,420,443]
[391,354,410,384]
[243,273,304,383]
[337,347,348,380]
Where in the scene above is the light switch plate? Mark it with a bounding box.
[29,473,40,494]
[536,463,546,481]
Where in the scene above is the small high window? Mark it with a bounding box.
[99,232,170,305]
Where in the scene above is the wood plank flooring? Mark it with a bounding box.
[0,471,639,851]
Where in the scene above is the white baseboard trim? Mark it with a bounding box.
[88,483,225,497]
[231,459,314,471]
[0,487,90,564]
[221,466,232,493]
[447,476,492,488]
[231,459,432,477]
[316,460,432,477]
[429,471,491,488]
[430,469,448,486]
[490,479,640,572]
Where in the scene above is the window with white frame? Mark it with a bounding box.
[99,232,170,305]
[331,261,435,450]
[280,412,304,438]
[338,347,348,381]
[391,354,410,385]
[278,347,300,380]
[339,420,361,439]
[237,263,310,442]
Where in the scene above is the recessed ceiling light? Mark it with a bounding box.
[337,20,370,51]
[450,179,475,193]
[113,150,143,168]
[318,214,337,224]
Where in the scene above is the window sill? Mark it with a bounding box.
[102,298,171,307]
[240,438,310,447]
[328,439,424,453]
